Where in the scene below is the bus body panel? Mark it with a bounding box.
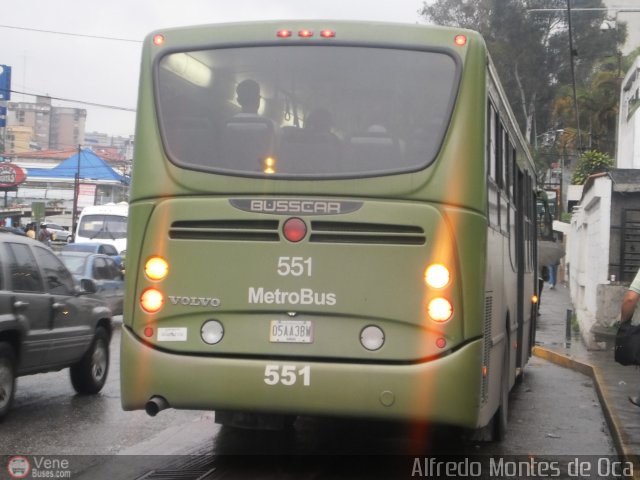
[124,197,482,363]
[120,325,483,427]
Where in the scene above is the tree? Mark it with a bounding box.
[419,0,625,147]
[570,150,614,185]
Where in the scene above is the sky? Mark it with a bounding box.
[0,0,430,138]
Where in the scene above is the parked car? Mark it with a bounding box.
[0,232,113,420]
[0,226,26,236]
[43,223,73,243]
[57,251,125,316]
[62,242,123,269]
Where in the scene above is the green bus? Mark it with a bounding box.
[121,20,539,440]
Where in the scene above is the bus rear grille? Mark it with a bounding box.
[310,221,425,245]
[169,220,280,241]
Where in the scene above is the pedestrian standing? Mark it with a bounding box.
[548,261,559,290]
[38,224,51,246]
[25,223,36,239]
[622,268,640,406]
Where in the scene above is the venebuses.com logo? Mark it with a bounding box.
[6,455,71,479]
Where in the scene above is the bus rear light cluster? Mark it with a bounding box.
[141,256,169,313]
[277,29,336,38]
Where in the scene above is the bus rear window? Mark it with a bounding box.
[156,46,459,177]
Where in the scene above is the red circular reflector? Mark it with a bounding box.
[454,35,467,46]
[283,218,307,242]
[153,34,165,46]
[436,337,447,349]
[298,29,314,38]
[144,327,154,338]
[277,29,292,38]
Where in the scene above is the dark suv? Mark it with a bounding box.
[0,232,113,419]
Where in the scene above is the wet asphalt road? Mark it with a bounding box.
[0,327,618,480]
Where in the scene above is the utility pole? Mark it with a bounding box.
[566,0,583,153]
[71,145,81,236]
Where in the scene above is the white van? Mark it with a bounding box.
[74,202,128,254]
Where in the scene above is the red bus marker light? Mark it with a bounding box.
[320,29,336,38]
[153,34,165,46]
[277,29,293,38]
[283,218,307,242]
[454,35,467,46]
[298,29,314,38]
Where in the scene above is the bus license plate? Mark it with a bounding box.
[269,320,313,343]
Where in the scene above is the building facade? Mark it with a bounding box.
[616,56,640,168]
[6,96,86,153]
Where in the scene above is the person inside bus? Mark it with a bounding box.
[225,79,276,169]
[235,79,262,115]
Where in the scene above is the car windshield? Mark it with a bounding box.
[78,214,127,240]
[156,45,459,177]
[58,255,87,276]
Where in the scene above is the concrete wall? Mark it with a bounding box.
[568,176,614,347]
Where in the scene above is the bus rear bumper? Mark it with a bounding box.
[120,327,483,428]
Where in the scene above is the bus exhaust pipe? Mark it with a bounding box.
[145,396,169,417]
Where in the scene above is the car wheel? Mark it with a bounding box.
[70,327,110,394]
[0,342,16,420]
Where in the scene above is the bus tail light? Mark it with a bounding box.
[428,298,453,322]
[277,29,293,38]
[145,256,169,281]
[320,29,336,38]
[141,288,164,313]
[425,264,450,289]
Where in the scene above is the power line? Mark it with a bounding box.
[0,23,141,43]
[9,88,136,112]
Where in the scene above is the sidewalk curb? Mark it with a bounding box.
[532,346,640,478]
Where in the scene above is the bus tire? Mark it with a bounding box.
[0,342,16,420]
[70,327,110,394]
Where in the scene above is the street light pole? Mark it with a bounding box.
[71,144,81,236]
